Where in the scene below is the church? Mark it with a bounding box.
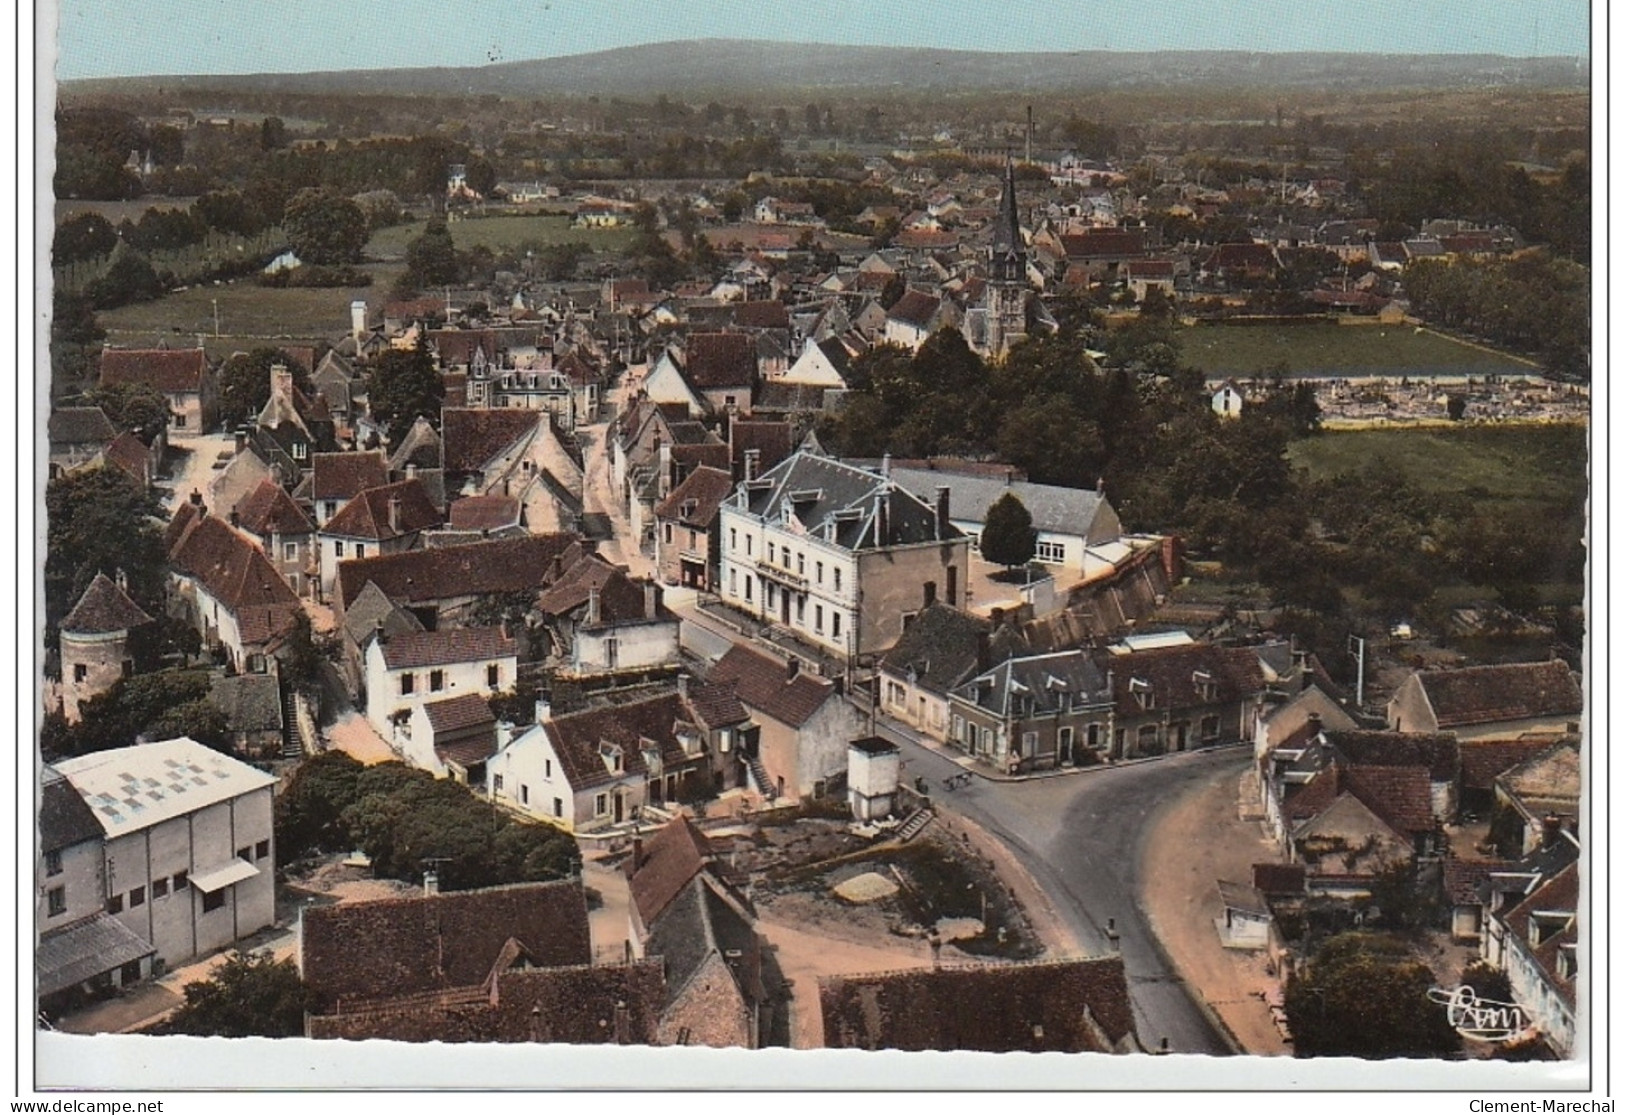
[963,157,1056,359]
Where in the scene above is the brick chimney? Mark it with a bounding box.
[643,580,660,617]
[935,485,951,540]
[388,494,403,534]
[975,630,991,673]
[1307,712,1323,739]
[269,363,295,407]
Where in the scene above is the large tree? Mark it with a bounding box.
[86,381,172,443]
[217,347,314,430]
[162,950,310,1038]
[1284,932,1460,1058]
[403,219,460,291]
[45,465,167,636]
[980,492,1037,572]
[365,340,444,445]
[283,189,368,266]
[53,212,118,265]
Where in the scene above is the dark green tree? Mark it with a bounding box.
[1285,932,1459,1058]
[258,116,288,151]
[283,189,368,266]
[279,610,328,697]
[163,951,310,1038]
[215,347,313,431]
[275,750,366,860]
[403,219,460,290]
[365,340,445,445]
[53,213,118,265]
[63,670,221,757]
[45,466,166,637]
[86,381,172,442]
[464,157,498,198]
[85,244,162,309]
[980,492,1037,571]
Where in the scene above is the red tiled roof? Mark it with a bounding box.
[624,815,712,928]
[887,290,941,328]
[448,494,521,532]
[709,645,834,729]
[1324,729,1459,783]
[1460,739,1570,792]
[428,329,501,368]
[168,508,301,615]
[1061,229,1145,261]
[731,301,791,330]
[1342,764,1435,835]
[323,479,442,541]
[1205,242,1279,272]
[336,533,582,612]
[681,677,749,730]
[379,626,516,670]
[99,348,208,394]
[441,408,545,475]
[423,692,497,735]
[311,451,389,501]
[685,333,757,390]
[1443,857,1506,905]
[654,466,734,526]
[729,422,795,479]
[1107,643,1266,718]
[234,479,314,538]
[48,407,117,446]
[545,691,701,792]
[102,433,152,487]
[536,559,651,625]
[300,879,592,1013]
[1417,661,1583,729]
[894,229,959,251]
[1498,862,1577,1008]
[60,572,153,635]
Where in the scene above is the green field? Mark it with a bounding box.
[1182,322,1535,378]
[366,215,637,258]
[1288,423,1589,506]
[97,262,403,346]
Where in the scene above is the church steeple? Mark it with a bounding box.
[990,155,1026,283]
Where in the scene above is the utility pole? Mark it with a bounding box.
[1348,634,1366,709]
[212,299,220,338]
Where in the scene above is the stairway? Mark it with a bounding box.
[278,682,303,761]
[746,756,777,801]
[896,807,935,843]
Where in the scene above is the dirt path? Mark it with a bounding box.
[1139,764,1292,1056]
[582,859,634,965]
[324,709,398,765]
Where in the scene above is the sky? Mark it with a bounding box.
[49,0,1591,80]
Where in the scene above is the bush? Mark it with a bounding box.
[256,264,372,289]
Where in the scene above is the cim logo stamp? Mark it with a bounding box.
[1427,985,1531,1043]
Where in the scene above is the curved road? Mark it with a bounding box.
[873,721,1246,1056]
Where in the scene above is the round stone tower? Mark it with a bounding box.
[59,571,154,723]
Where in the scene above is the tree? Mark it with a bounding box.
[86,381,172,442]
[464,157,497,198]
[215,347,313,431]
[1284,932,1459,1058]
[53,212,118,264]
[258,116,288,151]
[85,244,162,309]
[279,610,328,697]
[364,340,444,445]
[60,669,222,758]
[980,492,1037,572]
[163,950,310,1038]
[45,466,167,637]
[403,219,460,290]
[283,189,368,266]
[275,750,366,860]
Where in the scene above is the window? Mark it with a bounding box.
[1022,731,1038,754]
[796,596,806,623]
[1059,726,1074,750]
[545,759,552,779]
[744,576,753,602]
[356,545,366,559]
[595,793,609,817]
[1035,539,1066,564]
[730,528,737,551]
[335,540,345,558]
[688,529,698,548]
[238,846,253,863]
[797,552,805,575]
[487,664,501,687]
[400,673,415,696]
[1200,715,1220,740]
[172,870,188,891]
[745,535,753,556]
[45,849,62,877]
[256,840,270,860]
[765,582,776,609]
[122,658,134,678]
[663,523,673,545]
[324,501,337,519]
[768,542,775,563]
[152,877,168,899]
[834,568,842,592]
[72,663,88,683]
[814,605,824,633]
[553,797,564,818]
[952,715,966,742]
[107,894,123,915]
[831,611,842,639]
[493,774,504,793]
[816,562,824,584]
[521,784,530,805]
[729,569,738,595]
[202,889,225,913]
[130,885,145,908]
[429,669,445,692]
[47,887,66,917]
[283,542,298,561]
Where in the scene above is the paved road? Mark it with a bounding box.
[871,718,1244,1056]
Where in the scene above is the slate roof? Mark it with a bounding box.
[306,960,666,1044]
[1323,729,1460,783]
[654,466,734,528]
[879,603,993,696]
[685,333,757,389]
[1217,880,1271,918]
[543,691,700,792]
[819,956,1137,1053]
[48,407,117,447]
[441,408,546,475]
[167,507,301,617]
[1415,661,1582,729]
[886,466,1113,537]
[644,874,765,1019]
[1443,857,1504,906]
[99,348,209,393]
[208,673,284,735]
[448,494,521,532]
[387,418,443,473]
[234,479,315,538]
[951,649,1110,718]
[323,479,442,541]
[886,289,941,328]
[681,677,750,730]
[340,580,425,646]
[37,914,156,998]
[1106,643,1267,717]
[428,328,502,368]
[40,766,105,853]
[60,572,153,635]
[625,815,712,929]
[300,879,593,1013]
[336,533,582,612]
[378,626,516,671]
[311,451,389,502]
[1498,862,1577,1009]
[709,644,835,729]
[735,451,953,551]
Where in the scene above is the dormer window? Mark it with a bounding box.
[291,441,307,460]
[1193,670,1217,702]
[599,741,625,775]
[1130,677,1154,710]
[1530,910,1574,948]
[1558,944,1578,980]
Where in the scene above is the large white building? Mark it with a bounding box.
[48,738,278,980]
[717,451,970,662]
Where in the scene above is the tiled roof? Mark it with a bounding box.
[730,422,795,479]
[99,348,208,393]
[208,673,284,734]
[543,690,700,793]
[881,604,994,696]
[60,572,153,635]
[306,959,666,1044]
[448,494,521,532]
[40,767,105,852]
[653,466,734,527]
[48,407,117,446]
[731,300,791,330]
[709,644,834,729]
[340,580,424,647]
[441,408,546,475]
[234,479,315,538]
[1060,229,1145,260]
[1416,661,1582,728]
[1460,739,1567,792]
[685,332,756,389]
[379,626,516,671]
[1496,741,1580,816]
[311,451,389,501]
[322,479,442,541]
[300,879,593,1013]
[819,956,1137,1053]
[625,815,712,929]
[1206,242,1280,271]
[428,329,501,368]
[1443,857,1505,906]
[1341,764,1435,835]
[1323,729,1459,783]
[102,433,153,487]
[167,508,301,615]
[1251,863,1307,896]
[422,692,496,735]
[886,290,941,328]
[1106,643,1266,717]
[681,677,749,730]
[336,533,582,611]
[535,558,652,625]
[37,913,156,998]
[387,417,443,473]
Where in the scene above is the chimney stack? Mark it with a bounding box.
[677,672,690,700]
[975,630,991,673]
[269,363,294,407]
[1096,477,1105,495]
[229,508,240,529]
[1307,712,1323,739]
[1542,814,1565,848]
[388,494,403,534]
[189,489,203,507]
[424,871,440,896]
[496,720,514,751]
[587,586,601,626]
[880,452,891,479]
[405,462,417,480]
[743,447,761,483]
[234,428,247,454]
[631,835,644,871]
[643,580,660,618]
[935,485,951,541]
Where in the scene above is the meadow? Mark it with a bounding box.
[365,214,637,258]
[1182,322,1536,379]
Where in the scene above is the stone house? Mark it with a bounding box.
[98,347,217,434]
[231,478,317,599]
[945,649,1115,774]
[1386,661,1583,741]
[362,625,519,757]
[316,478,443,599]
[879,604,1025,743]
[57,572,153,723]
[653,465,733,590]
[165,500,302,672]
[1101,642,1270,760]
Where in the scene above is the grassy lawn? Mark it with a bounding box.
[1182,322,1535,378]
[366,215,637,258]
[1287,423,1588,506]
[98,262,404,346]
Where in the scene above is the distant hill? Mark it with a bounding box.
[64,39,1590,98]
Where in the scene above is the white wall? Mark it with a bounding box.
[364,639,517,748]
[573,618,680,675]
